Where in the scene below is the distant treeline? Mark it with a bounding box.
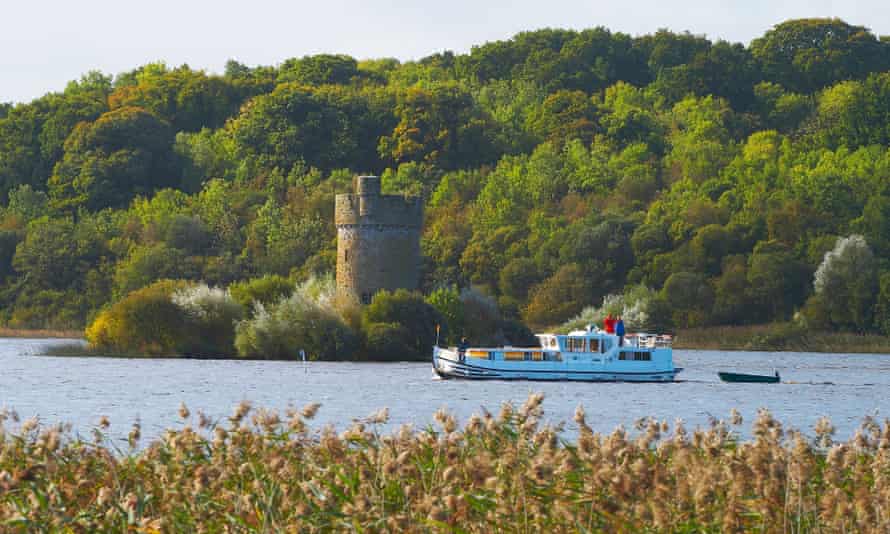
[2,18,890,342]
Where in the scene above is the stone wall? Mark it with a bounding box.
[335,176,423,302]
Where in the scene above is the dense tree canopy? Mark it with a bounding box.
[1,17,890,339]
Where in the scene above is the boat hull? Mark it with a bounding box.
[433,349,682,382]
[718,372,780,383]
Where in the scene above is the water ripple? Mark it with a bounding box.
[1,339,889,443]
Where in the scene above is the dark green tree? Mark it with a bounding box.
[751,18,889,93]
[48,107,176,211]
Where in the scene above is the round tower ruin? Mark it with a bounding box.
[335,176,423,303]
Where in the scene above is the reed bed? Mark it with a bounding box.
[1,396,889,532]
[675,323,890,353]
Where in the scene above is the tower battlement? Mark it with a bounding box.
[335,176,423,303]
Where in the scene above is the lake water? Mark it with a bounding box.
[1,338,889,444]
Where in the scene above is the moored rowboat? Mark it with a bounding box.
[717,371,780,383]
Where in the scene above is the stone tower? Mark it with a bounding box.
[335,176,423,303]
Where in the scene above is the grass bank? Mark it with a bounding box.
[675,323,890,353]
[0,327,82,339]
[0,395,887,531]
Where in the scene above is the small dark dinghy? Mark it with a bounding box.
[718,371,780,383]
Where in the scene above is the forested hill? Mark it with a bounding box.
[2,18,890,336]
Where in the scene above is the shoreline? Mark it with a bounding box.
[0,327,83,339]
[673,324,890,353]
[12,324,890,357]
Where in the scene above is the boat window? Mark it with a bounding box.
[633,352,652,361]
[601,338,613,352]
[566,337,583,352]
[543,352,558,361]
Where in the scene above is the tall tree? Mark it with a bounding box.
[48,107,176,211]
[751,18,889,94]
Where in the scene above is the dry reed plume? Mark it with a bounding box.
[0,395,888,532]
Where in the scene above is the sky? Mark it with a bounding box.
[2,0,890,104]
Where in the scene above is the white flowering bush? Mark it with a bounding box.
[235,275,359,360]
[561,285,656,333]
[811,235,877,330]
[171,283,245,356]
[172,284,242,321]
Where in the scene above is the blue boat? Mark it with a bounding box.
[432,326,681,382]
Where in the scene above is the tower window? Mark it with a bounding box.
[344,249,349,262]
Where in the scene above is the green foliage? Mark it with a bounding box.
[86,280,192,354]
[875,272,890,335]
[660,272,714,328]
[113,244,195,299]
[13,216,101,291]
[2,185,50,224]
[746,241,808,320]
[362,322,415,362]
[234,276,359,360]
[108,64,243,132]
[229,275,294,311]
[171,284,245,356]
[379,83,503,170]
[751,18,889,93]
[4,18,890,339]
[48,107,177,211]
[561,285,660,332]
[524,263,594,328]
[278,54,359,85]
[362,289,442,360]
[228,84,390,173]
[245,199,327,275]
[815,73,890,148]
[425,286,464,344]
[810,235,878,331]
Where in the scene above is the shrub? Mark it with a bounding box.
[363,322,414,361]
[460,287,507,346]
[86,280,192,355]
[113,244,194,299]
[362,289,442,360]
[523,263,593,328]
[171,284,244,356]
[229,274,294,311]
[561,285,659,333]
[812,235,878,331]
[661,271,714,328]
[425,286,464,344]
[234,276,359,360]
[876,272,890,335]
[500,318,537,346]
[426,286,534,347]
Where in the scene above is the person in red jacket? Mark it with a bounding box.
[603,313,615,334]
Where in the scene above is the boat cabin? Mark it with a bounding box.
[457,326,672,363]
